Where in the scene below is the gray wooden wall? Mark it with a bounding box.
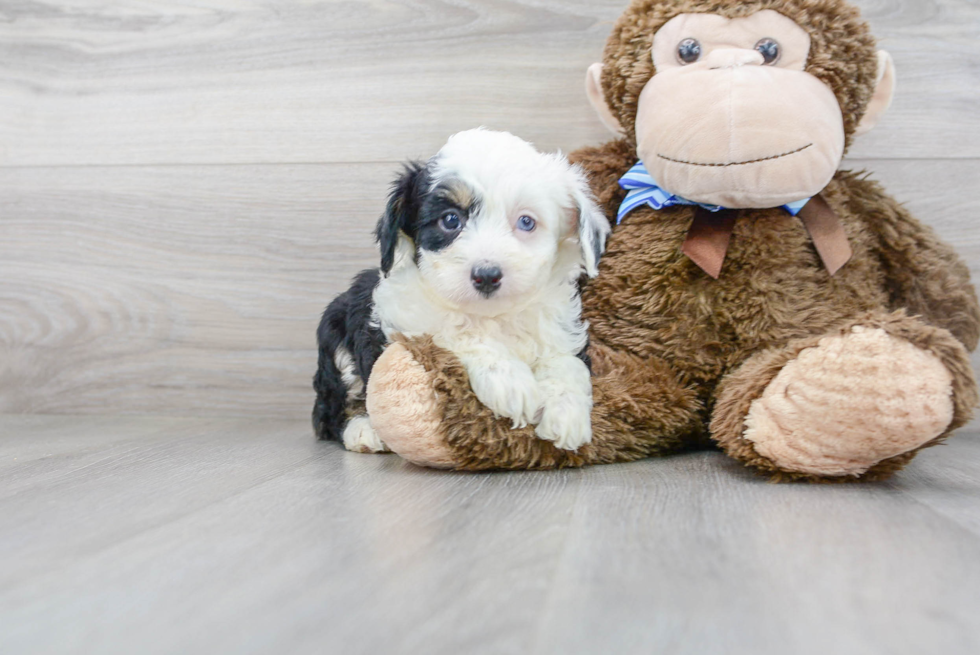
[2,0,979,419]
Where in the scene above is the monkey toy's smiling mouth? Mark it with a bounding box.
[657,143,813,168]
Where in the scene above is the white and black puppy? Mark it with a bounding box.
[313,129,610,453]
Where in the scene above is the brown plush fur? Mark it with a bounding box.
[367,0,980,481]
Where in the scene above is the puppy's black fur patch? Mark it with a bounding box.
[376,161,429,275]
[413,186,473,255]
[312,268,385,441]
[376,162,481,273]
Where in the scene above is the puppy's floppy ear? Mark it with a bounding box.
[376,160,427,276]
[568,166,610,278]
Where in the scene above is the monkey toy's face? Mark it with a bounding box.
[639,10,840,208]
[587,9,895,209]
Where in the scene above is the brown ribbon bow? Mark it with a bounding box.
[680,194,852,279]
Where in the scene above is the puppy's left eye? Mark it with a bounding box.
[517,215,536,232]
[440,212,461,231]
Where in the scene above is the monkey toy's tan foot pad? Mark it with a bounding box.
[744,326,955,478]
[366,341,457,469]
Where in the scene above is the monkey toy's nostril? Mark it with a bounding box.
[471,265,503,297]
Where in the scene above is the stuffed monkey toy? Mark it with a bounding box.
[364,0,979,481]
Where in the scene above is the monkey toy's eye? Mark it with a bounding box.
[440,212,461,231]
[754,38,780,65]
[516,215,536,232]
[677,38,701,64]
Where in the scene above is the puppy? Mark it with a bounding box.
[313,128,610,453]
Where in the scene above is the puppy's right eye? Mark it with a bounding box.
[440,213,461,231]
[516,215,536,232]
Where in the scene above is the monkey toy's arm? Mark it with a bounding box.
[843,172,980,350]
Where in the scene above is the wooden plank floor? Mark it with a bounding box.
[2,415,979,655]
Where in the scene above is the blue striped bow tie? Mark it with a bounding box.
[617,161,810,224]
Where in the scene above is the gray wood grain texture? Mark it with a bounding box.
[1,415,979,655]
[0,0,978,165]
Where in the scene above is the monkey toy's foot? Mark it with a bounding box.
[745,326,953,476]
[712,314,976,481]
[366,341,458,469]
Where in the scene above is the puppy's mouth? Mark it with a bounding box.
[657,143,812,167]
[474,283,505,300]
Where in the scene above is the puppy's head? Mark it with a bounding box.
[376,129,609,313]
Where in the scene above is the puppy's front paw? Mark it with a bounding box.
[342,416,390,454]
[467,360,541,428]
[535,390,592,451]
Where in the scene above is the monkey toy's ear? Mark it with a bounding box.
[569,165,611,278]
[375,161,426,275]
[854,51,896,137]
[585,63,626,136]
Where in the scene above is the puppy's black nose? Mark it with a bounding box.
[471,265,503,296]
